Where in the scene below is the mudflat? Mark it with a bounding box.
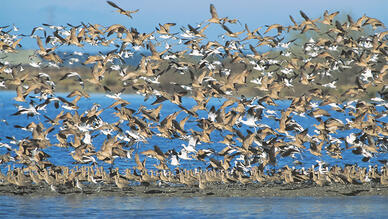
[2,183,388,197]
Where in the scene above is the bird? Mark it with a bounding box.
[322,10,339,25]
[114,173,129,190]
[156,23,176,35]
[141,145,166,162]
[134,153,147,171]
[208,4,221,24]
[2,5,388,195]
[221,24,245,38]
[107,1,139,18]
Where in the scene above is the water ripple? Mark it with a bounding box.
[1,195,388,218]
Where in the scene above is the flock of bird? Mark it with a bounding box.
[0,2,388,192]
[2,163,388,193]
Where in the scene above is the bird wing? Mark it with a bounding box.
[300,10,310,21]
[36,37,45,52]
[135,153,142,168]
[107,1,123,11]
[210,4,218,19]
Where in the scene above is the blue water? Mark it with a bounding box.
[1,195,387,218]
[1,91,388,218]
[0,90,387,172]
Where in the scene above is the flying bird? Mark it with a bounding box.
[208,4,221,23]
[107,1,139,18]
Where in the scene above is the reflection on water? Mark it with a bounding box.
[1,195,388,218]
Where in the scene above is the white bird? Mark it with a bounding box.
[29,61,41,68]
[73,51,84,56]
[60,72,82,81]
[82,131,92,145]
[125,130,147,144]
[0,80,6,88]
[75,179,83,191]
[50,185,57,192]
[178,148,192,160]
[182,143,197,154]
[171,154,180,166]
[346,133,357,145]
[12,104,40,117]
[0,142,12,150]
[239,108,260,129]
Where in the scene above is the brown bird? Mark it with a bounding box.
[156,23,176,35]
[322,10,339,25]
[309,138,325,157]
[134,153,147,171]
[141,145,166,162]
[264,24,285,35]
[208,4,221,23]
[221,24,245,38]
[107,1,139,18]
[114,173,129,190]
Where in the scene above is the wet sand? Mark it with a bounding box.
[2,183,388,197]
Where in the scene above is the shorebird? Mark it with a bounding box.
[104,85,125,100]
[2,6,388,193]
[198,173,207,190]
[147,41,168,61]
[141,145,166,162]
[60,72,83,86]
[57,96,79,110]
[12,103,40,118]
[322,10,339,25]
[114,173,129,190]
[139,104,162,122]
[134,153,146,171]
[13,86,28,102]
[208,4,221,24]
[107,1,139,18]
[239,107,262,129]
[156,23,176,36]
[221,24,245,38]
[264,24,286,35]
[70,148,96,164]
[309,138,325,157]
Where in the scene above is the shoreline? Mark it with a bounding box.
[2,183,388,198]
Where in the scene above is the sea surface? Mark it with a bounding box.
[1,195,388,218]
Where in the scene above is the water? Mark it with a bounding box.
[0,90,387,172]
[1,91,388,218]
[0,195,387,218]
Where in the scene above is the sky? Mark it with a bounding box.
[1,0,387,49]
